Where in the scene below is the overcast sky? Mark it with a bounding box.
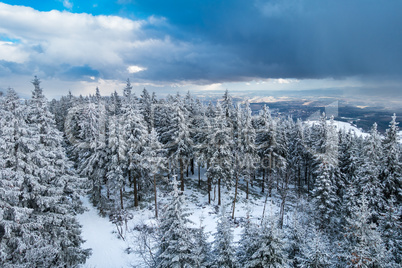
[0,0,401,100]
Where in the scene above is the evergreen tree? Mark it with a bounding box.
[156,177,196,268]
[121,100,148,207]
[141,128,167,218]
[106,113,126,210]
[212,205,236,268]
[245,218,288,268]
[255,105,276,195]
[237,207,260,266]
[340,194,390,267]
[238,100,259,200]
[381,114,401,202]
[192,216,211,268]
[297,223,334,268]
[170,94,193,192]
[207,102,233,206]
[0,81,90,267]
[358,123,386,218]
[378,197,402,265]
[312,161,338,229]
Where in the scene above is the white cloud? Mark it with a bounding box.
[63,0,73,9]
[127,65,146,73]
[0,41,29,63]
[0,3,147,76]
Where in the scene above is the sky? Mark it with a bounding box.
[0,0,401,101]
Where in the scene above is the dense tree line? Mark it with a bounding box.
[54,83,400,267]
[1,78,401,267]
[0,78,90,267]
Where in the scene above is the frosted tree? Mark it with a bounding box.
[297,223,334,268]
[381,114,401,201]
[238,100,259,200]
[141,128,166,218]
[237,207,260,266]
[192,215,211,268]
[358,123,386,218]
[245,218,288,268]
[196,103,216,203]
[288,119,305,194]
[255,105,276,195]
[170,94,194,192]
[74,98,108,207]
[156,177,196,267]
[1,81,90,267]
[192,98,207,185]
[207,102,234,205]
[340,194,390,267]
[121,100,148,207]
[311,117,339,230]
[287,212,306,267]
[378,197,402,265]
[338,130,359,204]
[140,88,153,133]
[312,161,338,230]
[212,205,236,268]
[106,113,126,209]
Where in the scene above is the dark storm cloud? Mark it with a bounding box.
[125,0,402,81]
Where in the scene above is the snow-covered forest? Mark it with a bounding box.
[1,77,401,267]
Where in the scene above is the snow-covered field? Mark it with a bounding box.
[305,119,369,138]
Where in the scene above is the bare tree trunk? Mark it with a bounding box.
[198,165,201,186]
[191,158,194,175]
[279,171,289,229]
[246,180,249,200]
[232,172,239,219]
[262,168,265,193]
[207,162,211,204]
[120,188,124,210]
[261,187,270,225]
[218,178,221,206]
[180,158,184,192]
[134,175,138,207]
[154,174,158,218]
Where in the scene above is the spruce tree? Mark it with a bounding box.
[212,205,236,268]
[156,177,196,268]
[245,218,288,268]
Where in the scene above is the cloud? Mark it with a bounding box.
[0,3,146,80]
[62,0,73,9]
[127,65,146,73]
[126,0,402,80]
[0,1,401,99]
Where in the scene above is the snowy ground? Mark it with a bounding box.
[77,169,285,268]
[77,198,133,268]
[305,119,369,138]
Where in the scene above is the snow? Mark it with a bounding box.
[77,198,132,268]
[306,120,369,138]
[77,169,282,267]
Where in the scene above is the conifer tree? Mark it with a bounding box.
[381,114,401,201]
[141,128,166,218]
[340,194,390,267]
[1,81,90,267]
[358,123,386,218]
[212,205,236,268]
[207,102,233,205]
[297,223,334,268]
[245,218,288,268]
[156,177,196,267]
